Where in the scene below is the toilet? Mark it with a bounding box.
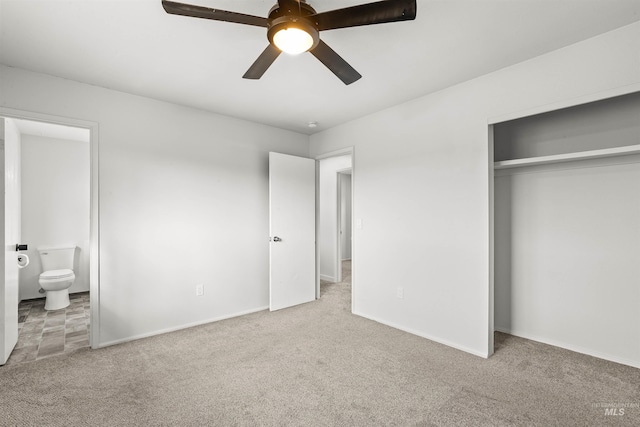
[38,247,76,310]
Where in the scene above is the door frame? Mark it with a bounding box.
[0,107,100,349]
[315,147,355,312]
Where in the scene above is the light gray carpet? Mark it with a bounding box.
[1,280,639,426]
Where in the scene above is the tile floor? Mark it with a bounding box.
[5,292,90,366]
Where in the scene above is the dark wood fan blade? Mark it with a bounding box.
[243,44,282,79]
[310,40,361,85]
[311,0,416,31]
[277,0,299,7]
[162,0,269,28]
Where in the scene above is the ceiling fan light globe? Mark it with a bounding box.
[273,27,314,55]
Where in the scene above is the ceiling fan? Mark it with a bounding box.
[162,0,417,85]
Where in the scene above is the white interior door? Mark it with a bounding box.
[1,118,21,365]
[269,152,316,311]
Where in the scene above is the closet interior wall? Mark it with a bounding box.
[493,92,640,368]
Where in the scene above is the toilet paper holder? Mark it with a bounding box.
[17,253,30,269]
[15,244,28,251]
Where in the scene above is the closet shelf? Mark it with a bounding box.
[494,144,640,170]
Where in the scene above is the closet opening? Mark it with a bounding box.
[490,91,640,368]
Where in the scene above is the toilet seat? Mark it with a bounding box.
[40,269,74,280]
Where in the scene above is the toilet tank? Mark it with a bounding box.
[38,247,76,271]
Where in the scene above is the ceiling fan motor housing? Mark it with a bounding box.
[267,1,320,51]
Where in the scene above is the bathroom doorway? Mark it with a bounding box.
[0,111,98,366]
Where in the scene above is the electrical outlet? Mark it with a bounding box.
[396,287,404,299]
[196,284,204,296]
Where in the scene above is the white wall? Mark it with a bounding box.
[309,22,640,358]
[0,64,309,346]
[319,155,352,282]
[494,92,640,161]
[495,157,640,367]
[19,134,90,300]
[340,173,352,260]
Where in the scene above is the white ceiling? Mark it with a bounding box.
[1,0,639,135]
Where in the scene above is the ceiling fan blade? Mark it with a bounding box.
[277,0,299,7]
[311,0,416,31]
[310,40,361,85]
[162,0,269,28]
[243,44,282,80]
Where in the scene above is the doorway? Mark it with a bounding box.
[0,110,99,365]
[337,170,352,283]
[316,148,354,310]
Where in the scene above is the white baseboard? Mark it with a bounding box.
[99,306,269,348]
[320,274,336,282]
[353,310,490,358]
[495,327,640,369]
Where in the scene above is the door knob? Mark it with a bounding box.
[272,236,282,242]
